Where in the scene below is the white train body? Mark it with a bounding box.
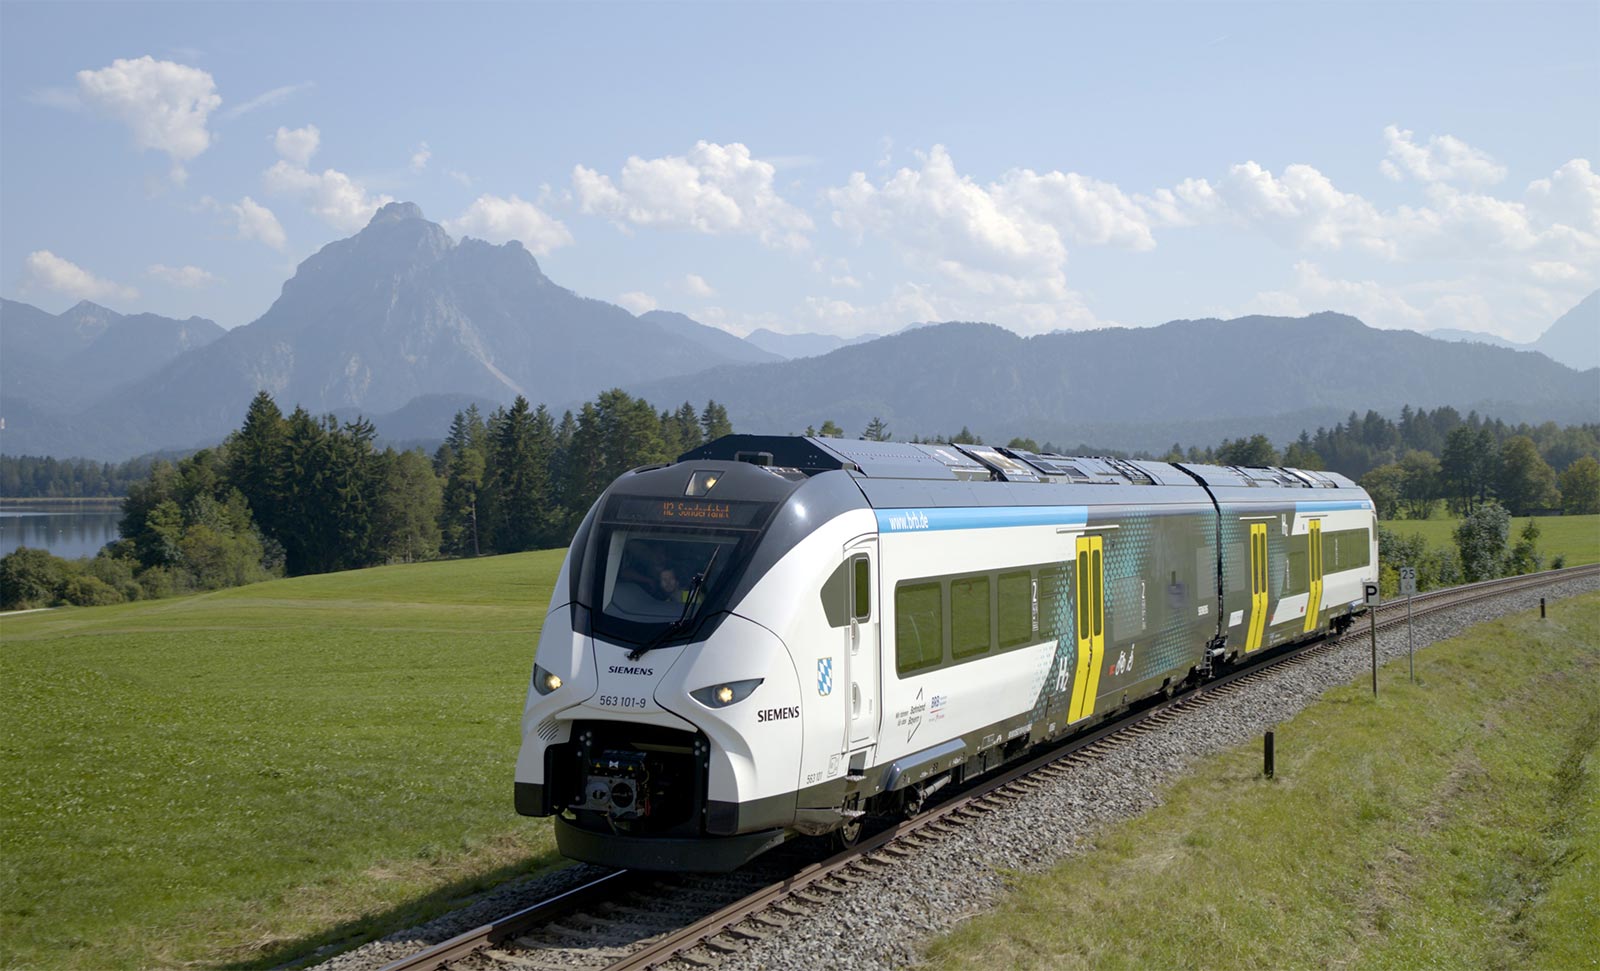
[515,436,1376,870]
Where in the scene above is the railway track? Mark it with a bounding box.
[377,564,1599,971]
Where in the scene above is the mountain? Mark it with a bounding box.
[1422,290,1598,371]
[744,327,883,359]
[0,299,224,414]
[639,310,780,364]
[1531,290,1598,371]
[1,203,776,459]
[1423,327,1520,351]
[624,313,1600,454]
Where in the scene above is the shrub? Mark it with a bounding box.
[61,574,124,607]
[1,547,69,610]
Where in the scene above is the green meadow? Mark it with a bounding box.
[1,551,567,970]
[1382,512,1600,566]
[927,592,1600,971]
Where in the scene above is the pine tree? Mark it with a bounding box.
[700,400,732,442]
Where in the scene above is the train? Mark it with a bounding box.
[514,435,1377,871]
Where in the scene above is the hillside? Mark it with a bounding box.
[624,314,1600,451]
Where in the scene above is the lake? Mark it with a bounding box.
[0,501,123,560]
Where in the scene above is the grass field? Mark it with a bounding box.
[1,551,567,970]
[925,592,1600,970]
[1382,512,1600,566]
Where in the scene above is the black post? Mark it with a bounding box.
[1370,605,1378,698]
[1541,597,1546,619]
[1264,731,1275,779]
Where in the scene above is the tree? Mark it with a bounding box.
[862,417,891,441]
[1559,456,1600,515]
[1007,437,1041,452]
[1455,502,1511,582]
[1496,435,1559,515]
[1507,519,1543,575]
[818,420,843,438]
[1397,450,1441,520]
[0,547,68,610]
[1360,464,1406,520]
[952,426,979,445]
[699,400,732,442]
[1283,433,1324,470]
[1216,434,1280,467]
[373,449,443,563]
[226,391,287,535]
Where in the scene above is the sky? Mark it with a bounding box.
[2,1,1596,343]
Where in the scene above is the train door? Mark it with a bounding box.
[844,537,879,750]
[1303,519,1324,633]
[1247,523,1268,652]
[1068,535,1105,724]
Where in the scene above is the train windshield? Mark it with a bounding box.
[589,495,773,645]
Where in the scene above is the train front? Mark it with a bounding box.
[514,458,855,871]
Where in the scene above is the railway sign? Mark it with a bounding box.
[1363,581,1380,606]
[1399,566,1417,596]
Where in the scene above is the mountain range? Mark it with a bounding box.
[1425,290,1599,371]
[0,202,1594,460]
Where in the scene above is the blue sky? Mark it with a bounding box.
[2,1,1595,341]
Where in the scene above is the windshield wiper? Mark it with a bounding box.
[627,546,720,661]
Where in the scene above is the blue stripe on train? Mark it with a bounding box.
[876,505,1090,533]
[1296,500,1372,513]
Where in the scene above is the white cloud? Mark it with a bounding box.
[219,81,315,121]
[446,169,474,187]
[263,159,393,233]
[684,273,716,297]
[76,56,220,182]
[273,124,320,166]
[573,141,814,249]
[232,196,287,250]
[1526,158,1600,234]
[410,141,431,173]
[1380,125,1507,186]
[22,251,138,303]
[616,291,657,314]
[444,194,573,255]
[146,263,217,288]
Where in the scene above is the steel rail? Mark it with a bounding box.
[379,563,1597,971]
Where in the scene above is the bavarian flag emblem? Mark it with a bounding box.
[817,657,834,696]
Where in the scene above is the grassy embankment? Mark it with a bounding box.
[1381,512,1600,567]
[927,591,1600,970]
[1,550,567,970]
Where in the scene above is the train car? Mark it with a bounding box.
[514,435,1376,870]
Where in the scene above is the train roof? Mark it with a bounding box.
[677,435,1359,493]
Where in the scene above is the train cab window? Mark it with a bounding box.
[895,581,944,675]
[997,570,1034,648]
[851,555,871,621]
[951,575,992,659]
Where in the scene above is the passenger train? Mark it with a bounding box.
[514,435,1377,870]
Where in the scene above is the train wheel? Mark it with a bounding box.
[902,785,926,819]
[832,815,863,851]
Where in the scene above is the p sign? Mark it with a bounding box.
[1364,581,1381,606]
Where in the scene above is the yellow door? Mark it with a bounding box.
[1303,520,1323,633]
[1247,523,1268,652]
[1069,535,1105,723]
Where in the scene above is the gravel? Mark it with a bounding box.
[308,576,1598,971]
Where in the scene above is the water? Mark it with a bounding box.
[0,501,123,560]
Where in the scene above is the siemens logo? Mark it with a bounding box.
[757,706,801,723]
[607,665,655,676]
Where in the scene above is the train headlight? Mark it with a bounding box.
[690,678,763,709]
[533,665,563,695]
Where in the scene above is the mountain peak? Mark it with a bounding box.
[366,201,427,228]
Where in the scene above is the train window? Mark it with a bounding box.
[1285,534,1308,596]
[1038,566,1066,640]
[951,575,991,659]
[895,581,944,676]
[997,570,1034,648]
[851,556,871,621]
[1324,528,1371,572]
[1091,548,1104,638]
